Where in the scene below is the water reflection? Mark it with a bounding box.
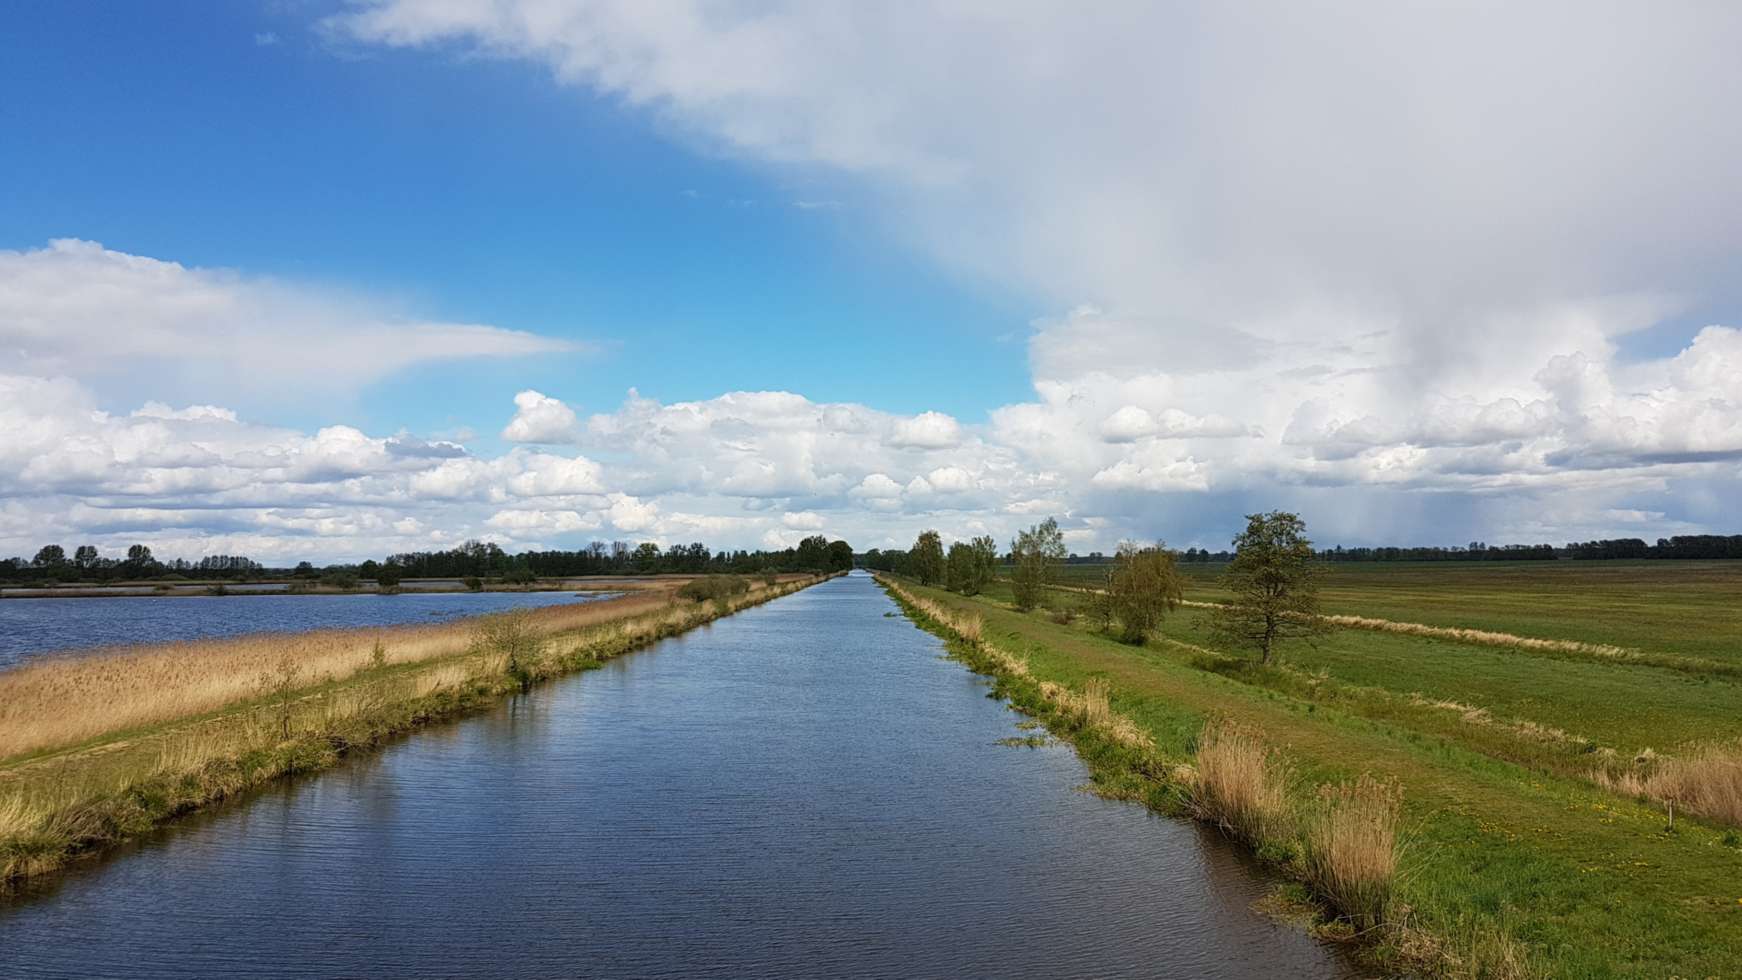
[0,573,1363,979]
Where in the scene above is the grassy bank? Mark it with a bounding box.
[0,573,836,888]
[879,573,1742,978]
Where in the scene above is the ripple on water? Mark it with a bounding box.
[0,574,1364,979]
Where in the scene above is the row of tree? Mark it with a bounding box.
[1,545,265,583]
[3,535,854,585]
[884,512,1325,665]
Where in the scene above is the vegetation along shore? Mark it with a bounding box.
[874,514,1742,979]
[0,572,840,889]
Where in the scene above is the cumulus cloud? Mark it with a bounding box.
[887,411,961,449]
[0,240,579,406]
[13,4,1742,558]
[502,389,583,443]
[323,0,1742,545]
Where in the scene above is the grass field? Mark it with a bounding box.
[904,561,1742,978]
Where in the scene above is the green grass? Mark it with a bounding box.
[1056,560,1742,664]
[896,568,1742,978]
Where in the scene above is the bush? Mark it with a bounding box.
[1302,775,1401,931]
[677,575,751,603]
[1048,605,1078,625]
[463,576,483,591]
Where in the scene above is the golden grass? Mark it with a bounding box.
[1188,720,1293,845]
[1302,774,1402,932]
[1593,741,1742,828]
[1,574,834,885]
[0,590,674,761]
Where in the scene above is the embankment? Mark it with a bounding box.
[1,573,838,887]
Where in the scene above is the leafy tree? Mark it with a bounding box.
[945,542,974,593]
[910,530,946,586]
[1103,541,1185,644]
[632,542,662,573]
[967,535,998,594]
[126,543,153,564]
[1009,517,1066,611]
[376,563,403,590]
[944,535,998,595]
[1208,511,1327,664]
[826,539,854,572]
[33,545,66,568]
[293,561,316,579]
[73,545,99,569]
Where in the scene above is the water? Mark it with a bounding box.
[0,572,1359,978]
[0,591,616,668]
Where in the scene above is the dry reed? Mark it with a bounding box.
[0,591,674,761]
[1189,720,1293,845]
[1593,741,1742,827]
[1302,773,1402,932]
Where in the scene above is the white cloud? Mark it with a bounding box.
[887,410,962,449]
[502,389,583,443]
[0,240,579,406]
[11,4,1742,559]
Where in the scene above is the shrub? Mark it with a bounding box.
[1302,774,1402,932]
[1048,605,1078,625]
[676,575,751,603]
[1190,720,1293,846]
[463,576,483,591]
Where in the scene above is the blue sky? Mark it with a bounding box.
[2,1,1032,441]
[2,2,1739,561]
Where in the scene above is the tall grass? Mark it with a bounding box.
[1593,741,1742,828]
[1,574,835,886]
[1188,720,1293,845]
[0,591,675,760]
[879,575,1407,939]
[1301,774,1402,932]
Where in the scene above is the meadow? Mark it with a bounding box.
[0,573,831,886]
[894,561,1742,978]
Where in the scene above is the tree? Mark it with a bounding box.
[910,530,946,586]
[1208,511,1327,664]
[33,545,66,568]
[376,563,403,591]
[826,539,854,572]
[73,545,99,570]
[967,535,998,594]
[945,542,974,593]
[1103,541,1185,644]
[1009,517,1066,611]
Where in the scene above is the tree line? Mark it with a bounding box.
[2,535,853,585]
[879,512,1327,665]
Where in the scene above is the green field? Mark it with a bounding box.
[915,561,1742,977]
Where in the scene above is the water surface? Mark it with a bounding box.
[0,573,1359,978]
[0,590,614,668]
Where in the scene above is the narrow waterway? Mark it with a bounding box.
[0,572,1359,978]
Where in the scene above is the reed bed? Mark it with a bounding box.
[1302,774,1402,933]
[1188,720,1293,845]
[1,574,834,885]
[1593,741,1742,828]
[0,591,672,761]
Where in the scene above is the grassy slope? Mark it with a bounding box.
[901,577,1742,978]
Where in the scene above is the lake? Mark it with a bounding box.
[0,572,1359,978]
[0,590,616,669]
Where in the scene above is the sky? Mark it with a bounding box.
[3,1,1740,563]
